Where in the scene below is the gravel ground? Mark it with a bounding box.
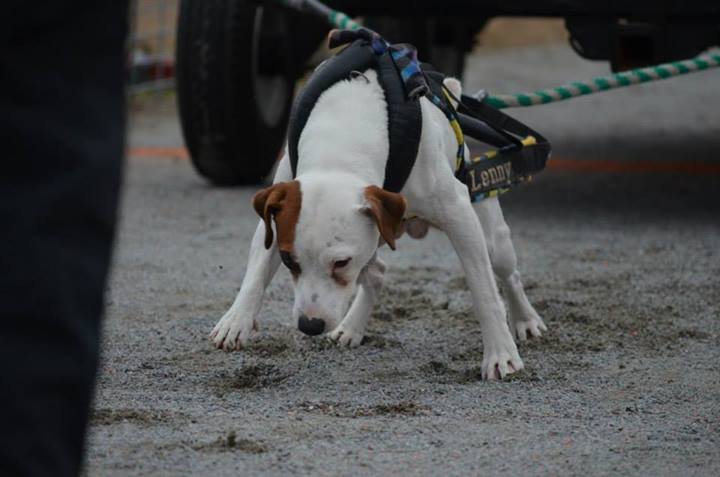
[86,44,720,475]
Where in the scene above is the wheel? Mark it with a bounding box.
[176,0,326,185]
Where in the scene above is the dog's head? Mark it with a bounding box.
[253,174,406,335]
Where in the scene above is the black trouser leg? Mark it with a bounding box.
[0,1,129,475]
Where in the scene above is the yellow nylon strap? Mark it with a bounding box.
[449,118,464,149]
[441,90,466,172]
[442,90,465,141]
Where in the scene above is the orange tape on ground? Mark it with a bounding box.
[127,147,720,175]
[128,147,189,159]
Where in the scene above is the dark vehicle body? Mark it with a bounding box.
[176,0,720,184]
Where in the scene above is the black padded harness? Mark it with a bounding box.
[286,28,552,200]
[287,40,422,193]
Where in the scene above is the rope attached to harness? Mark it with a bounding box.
[484,54,720,109]
[279,0,720,110]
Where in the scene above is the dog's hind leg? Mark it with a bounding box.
[328,254,386,347]
[428,183,523,380]
[210,155,291,351]
[473,197,547,342]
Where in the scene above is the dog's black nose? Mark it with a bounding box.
[298,314,325,336]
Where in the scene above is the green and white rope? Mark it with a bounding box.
[279,0,720,109]
[328,10,362,31]
[280,0,362,31]
[484,54,720,109]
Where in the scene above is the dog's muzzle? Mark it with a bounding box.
[298,314,326,336]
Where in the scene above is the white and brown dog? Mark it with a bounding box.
[210,70,546,380]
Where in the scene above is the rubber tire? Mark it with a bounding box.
[176,0,325,185]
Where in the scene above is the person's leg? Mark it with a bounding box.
[0,1,129,475]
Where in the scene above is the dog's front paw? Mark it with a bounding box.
[328,325,364,348]
[482,334,524,380]
[509,307,548,342]
[210,312,258,352]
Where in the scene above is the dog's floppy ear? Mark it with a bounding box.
[363,185,407,251]
[252,181,301,250]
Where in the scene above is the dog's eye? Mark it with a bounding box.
[280,251,301,276]
[333,258,351,269]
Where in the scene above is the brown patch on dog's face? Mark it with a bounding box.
[252,181,302,253]
[331,269,349,287]
[363,185,407,250]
